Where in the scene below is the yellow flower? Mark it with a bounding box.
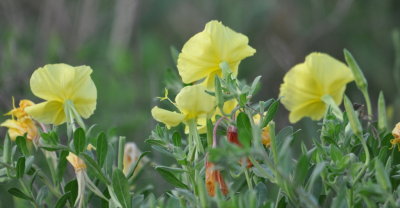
[279,53,354,123]
[1,118,38,141]
[1,99,38,141]
[25,64,97,125]
[151,84,216,127]
[177,20,256,88]
[66,152,87,172]
[5,99,35,119]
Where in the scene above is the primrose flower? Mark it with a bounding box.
[1,99,38,141]
[151,84,216,128]
[25,64,97,125]
[279,53,354,123]
[123,142,143,176]
[205,161,228,197]
[177,20,256,88]
[391,122,400,150]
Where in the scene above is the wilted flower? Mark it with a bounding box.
[66,152,106,208]
[205,160,228,197]
[123,142,142,176]
[279,53,354,123]
[1,99,38,141]
[25,64,97,125]
[5,99,35,119]
[177,20,256,88]
[66,152,87,172]
[151,84,215,127]
[253,114,271,147]
[391,122,400,150]
[226,125,253,168]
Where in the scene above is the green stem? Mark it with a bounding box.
[274,189,282,208]
[352,135,370,186]
[244,168,253,190]
[188,119,204,154]
[269,122,278,165]
[361,89,373,119]
[118,136,126,170]
[19,179,39,207]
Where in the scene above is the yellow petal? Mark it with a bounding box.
[205,20,256,64]
[151,106,185,128]
[178,32,219,84]
[69,65,97,119]
[306,52,354,102]
[66,152,86,172]
[279,52,353,123]
[30,64,76,101]
[177,20,255,85]
[175,85,216,119]
[25,101,66,125]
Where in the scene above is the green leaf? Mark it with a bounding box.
[155,166,189,189]
[8,188,33,201]
[294,155,309,186]
[16,156,26,178]
[262,100,279,128]
[377,91,388,132]
[16,136,29,156]
[55,192,70,208]
[375,159,392,192]
[81,153,110,185]
[40,144,68,151]
[126,151,151,179]
[57,150,69,182]
[112,169,131,208]
[343,96,362,136]
[172,131,181,147]
[97,132,108,167]
[214,76,225,110]
[73,128,86,154]
[40,131,59,145]
[64,180,78,206]
[236,112,252,148]
[239,93,247,107]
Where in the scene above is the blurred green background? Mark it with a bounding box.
[0,0,399,203]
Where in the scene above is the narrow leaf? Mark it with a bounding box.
[97,132,108,167]
[236,112,252,148]
[16,157,26,178]
[8,188,33,201]
[73,128,86,154]
[155,166,189,189]
[16,136,29,156]
[112,169,131,208]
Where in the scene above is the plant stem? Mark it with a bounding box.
[352,135,370,185]
[361,89,373,119]
[118,136,126,170]
[188,119,204,153]
[244,168,253,190]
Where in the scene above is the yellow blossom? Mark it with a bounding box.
[151,84,215,127]
[25,64,97,125]
[177,20,256,88]
[1,99,38,141]
[279,52,354,123]
[1,118,38,141]
[66,152,87,172]
[5,99,35,119]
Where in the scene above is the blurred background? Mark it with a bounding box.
[0,0,400,201]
